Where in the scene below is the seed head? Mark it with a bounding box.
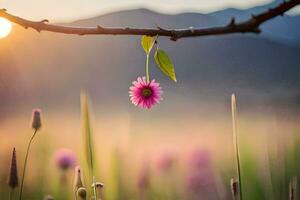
[43,195,54,200]
[289,176,297,200]
[73,166,84,193]
[230,178,239,199]
[91,182,104,199]
[31,108,42,130]
[76,187,87,200]
[91,182,104,188]
[7,147,18,189]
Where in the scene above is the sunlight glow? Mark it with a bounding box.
[0,17,12,39]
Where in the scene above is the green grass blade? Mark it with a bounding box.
[80,92,95,177]
[231,94,243,200]
[106,148,121,200]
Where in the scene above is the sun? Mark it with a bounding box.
[0,17,12,39]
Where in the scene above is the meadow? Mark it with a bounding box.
[0,94,299,200]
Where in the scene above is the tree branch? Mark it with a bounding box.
[0,0,299,41]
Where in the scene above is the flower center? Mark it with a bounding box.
[141,88,152,98]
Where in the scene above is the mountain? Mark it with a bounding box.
[0,1,299,116]
[210,0,300,45]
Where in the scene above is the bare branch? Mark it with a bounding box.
[0,0,299,40]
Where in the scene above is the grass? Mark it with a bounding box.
[0,99,300,200]
[231,94,243,200]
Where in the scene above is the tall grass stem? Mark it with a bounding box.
[10,189,14,200]
[19,129,38,200]
[93,176,98,200]
[231,94,243,200]
[81,93,98,199]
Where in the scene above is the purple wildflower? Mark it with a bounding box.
[187,148,211,169]
[137,164,150,190]
[156,151,175,173]
[185,148,216,198]
[54,148,77,170]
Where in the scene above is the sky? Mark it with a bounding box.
[0,0,299,22]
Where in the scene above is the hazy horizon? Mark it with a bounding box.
[1,0,300,22]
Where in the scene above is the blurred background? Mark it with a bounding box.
[0,0,299,199]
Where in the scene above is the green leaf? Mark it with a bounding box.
[154,49,177,82]
[80,92,95,177]
[105,148,121,200]
[141,35,154,54]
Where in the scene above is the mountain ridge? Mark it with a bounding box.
[69,1,300,46]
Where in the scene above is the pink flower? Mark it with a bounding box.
[187,172,213,190]
[186,171,215,194]
[137,164,150,190]
[54,148,77,170]
[129,77,163,109]
[188,149,211,169]
[185,148,216,198]
[156,151,175,173]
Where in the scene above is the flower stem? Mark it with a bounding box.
[9,189,14,200]
[231,94,243,200]
[19,129,38,200]
[146,54,150,83]
[93,176,97,200]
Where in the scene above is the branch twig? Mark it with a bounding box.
[0,0,299,40]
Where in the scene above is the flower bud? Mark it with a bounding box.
[73,166,84,194]
[7,147,18,189]
[76,187,87,200]
[91,182,104,198]
[91,182,104,188]
[230,178,239,200]
[31,109,42,130]
[289,176,297,200]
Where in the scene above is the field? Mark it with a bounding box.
[0,95,300,200]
